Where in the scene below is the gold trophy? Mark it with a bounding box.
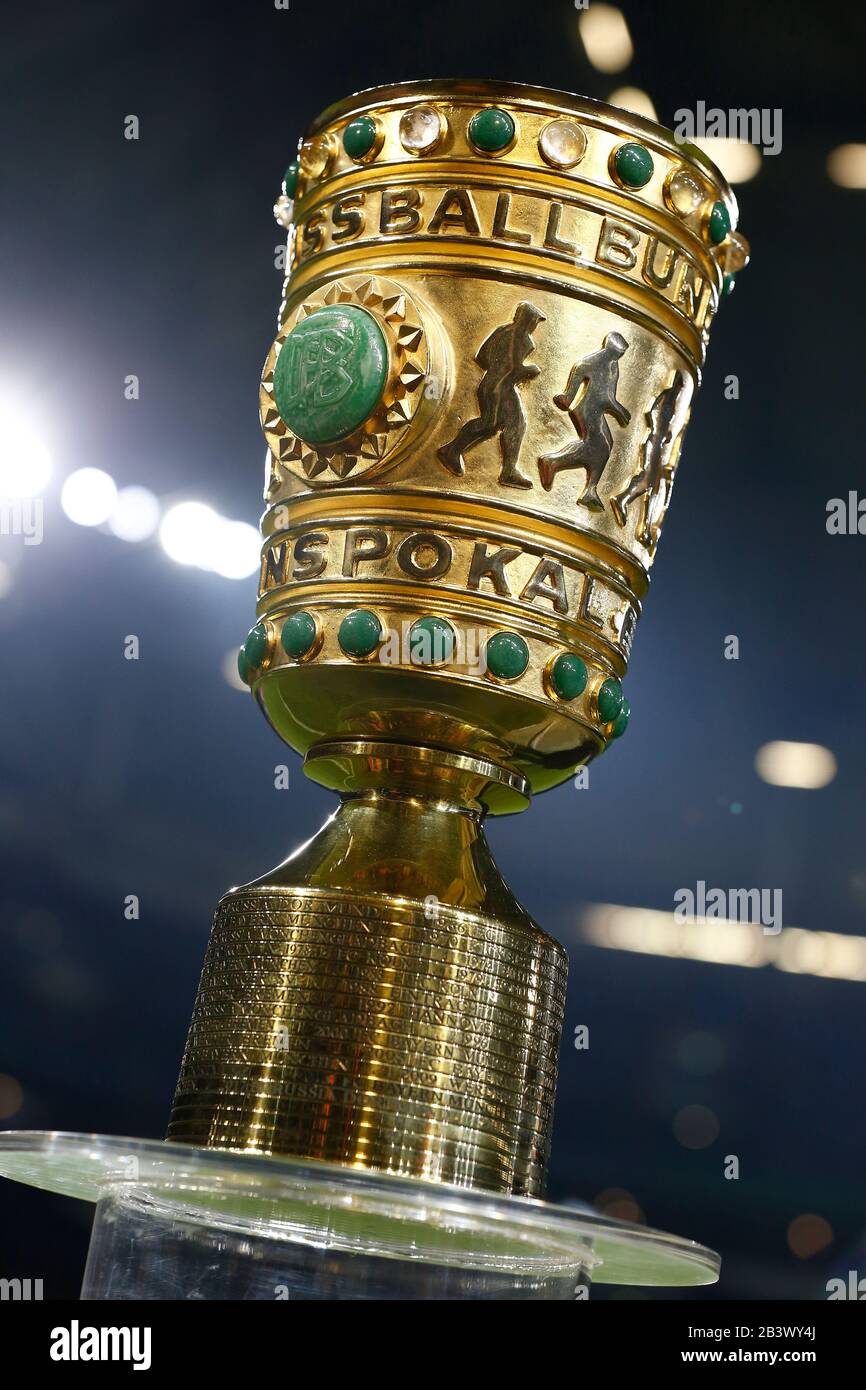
[0,82,748,1299]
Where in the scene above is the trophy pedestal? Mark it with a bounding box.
[167,783,568,1198]
[0,1132,718,1300]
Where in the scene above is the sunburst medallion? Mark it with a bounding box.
[260,274,430,492]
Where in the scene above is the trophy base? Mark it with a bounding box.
[0,1131,719,1300]
[167,782,569,1197]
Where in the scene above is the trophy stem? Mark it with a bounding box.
[168,756,567,1197]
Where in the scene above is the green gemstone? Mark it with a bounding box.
[469,107,515,153]
[237,645,251,684]
[550,652,588,701]
[597,677,624,723]
[486,631,529,680]
[244,621,269,671]
[611,697,630,739]
[343,116,378,160]
[281,611,317,659]
[709,200,731,244]
[722,273,736,298]
[338,608,382,658]
[409,616,455,666]
[283,160,299,198]
[614,142,654,188]
[274,305,388,445]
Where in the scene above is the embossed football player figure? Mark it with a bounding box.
[538,332,630,509]
[611,371,687,548]
[438,301,545,488]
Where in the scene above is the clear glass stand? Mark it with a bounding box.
[0,1131,719,1300]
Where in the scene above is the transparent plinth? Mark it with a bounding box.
[0,1132,720,1300]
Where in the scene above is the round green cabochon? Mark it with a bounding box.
[274,305,389,446]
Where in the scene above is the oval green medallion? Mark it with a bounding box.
[486,631,529,680]
[709,200,731,245]
[243,621,270,672]
[611,697,630,739]
[469,107,515,153]
[283,159,299,198]
[237,645,251,685]
[338,608,382,658]
[614,142,654,188]
[597,677,624,723]
[409,616,455,666]
[722,273,736,299]
[550,652,588,701]
[281,611,317,659]
[343,116,378,160]
[274,305,388,445]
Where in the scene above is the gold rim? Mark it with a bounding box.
[306,78,736,208]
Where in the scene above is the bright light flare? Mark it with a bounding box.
[61,468,117,526]
[0,405,52,497]
[608,87,657,122]
[827,144,866,189]
[578,4,633,73]
[694,136,762,184]
[580,905,866,982]
[159,501,221,567]
[787,1214,833,1259]
[755,740,837,790]
[160,502,260,579]
[222,648,248,691]
[108,485,161,542]
[211,519,261,580]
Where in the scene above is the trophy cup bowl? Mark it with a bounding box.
[0,81,748,1299]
